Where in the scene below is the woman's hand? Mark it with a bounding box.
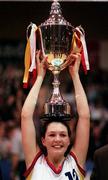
[36,50,47,78]
[68,53,81,77]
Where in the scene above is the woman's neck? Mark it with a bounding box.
[46,154,65,169]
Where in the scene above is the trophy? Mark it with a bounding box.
[23,0,89,121]
[37,0,74,121]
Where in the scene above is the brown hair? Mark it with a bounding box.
[41,120,71,138]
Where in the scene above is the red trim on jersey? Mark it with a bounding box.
[70,151,86,176]
[24,151,42,177]
[45,156,65,174]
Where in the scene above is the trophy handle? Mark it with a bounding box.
[26,22,33,40]
[36,28,46,58]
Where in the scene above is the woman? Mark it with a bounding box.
[21,51,90,179]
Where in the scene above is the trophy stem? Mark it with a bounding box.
[50,70,64,104]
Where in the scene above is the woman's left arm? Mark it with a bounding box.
[68,53,90,167]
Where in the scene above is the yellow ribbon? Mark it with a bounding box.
[71,26,89,73]
[23,38,31,87]
[23,23,37,88]
[71,30,82,54]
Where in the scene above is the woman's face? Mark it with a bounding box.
[42,122,70,158]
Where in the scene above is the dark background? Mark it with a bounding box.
[0,1,108,41]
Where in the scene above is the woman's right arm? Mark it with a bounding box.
[21,51,46,168]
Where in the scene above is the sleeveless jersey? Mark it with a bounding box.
[24,151,85,180]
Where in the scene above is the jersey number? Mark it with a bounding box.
[65,169,79,180]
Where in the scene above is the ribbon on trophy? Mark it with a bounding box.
[23,23,37,88]
[71,26,90,74]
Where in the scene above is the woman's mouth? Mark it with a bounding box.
[52,145,63,149]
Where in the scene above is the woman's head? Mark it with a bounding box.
[40,120,72,157]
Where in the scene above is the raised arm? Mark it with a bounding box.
[21,51,47,168]
[68,53,90,168]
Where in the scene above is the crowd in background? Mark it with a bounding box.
[0,50,108,179]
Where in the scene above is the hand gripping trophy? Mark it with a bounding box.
[23,0,89,121]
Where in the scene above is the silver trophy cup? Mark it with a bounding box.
[37,0,74,121]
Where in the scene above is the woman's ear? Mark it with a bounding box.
[41,137,45,146]
[41,137,47,156]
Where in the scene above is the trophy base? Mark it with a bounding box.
[40,103,71,121]
[40,113,71,121]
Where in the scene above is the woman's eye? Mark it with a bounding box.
[61,134,66,137]
[49,134,55,137]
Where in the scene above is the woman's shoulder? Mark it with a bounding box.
[68,152,86,176]
[24,151,43,178]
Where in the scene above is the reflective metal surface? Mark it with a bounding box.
[38,0,74,120]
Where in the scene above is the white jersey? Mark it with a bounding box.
[24,151,85,180]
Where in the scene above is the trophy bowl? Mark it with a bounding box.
[38,24,73,72]
[37,0,74,121]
